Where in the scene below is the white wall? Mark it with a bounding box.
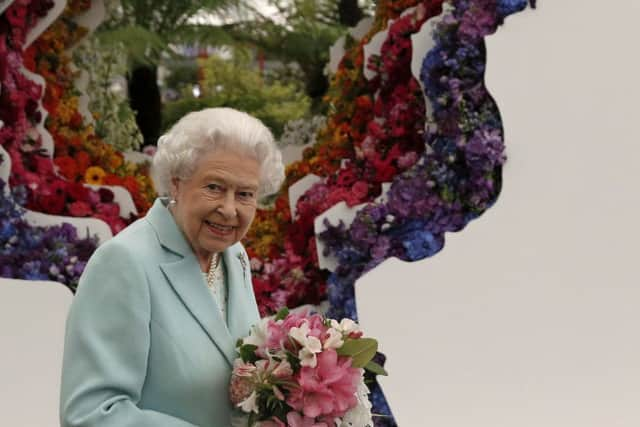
[357,1,640,426]
[0,280,72,427]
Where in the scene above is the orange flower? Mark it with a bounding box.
[109,153,124,169]
[84,166,106,185]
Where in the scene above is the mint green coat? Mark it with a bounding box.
[60,199,260,426]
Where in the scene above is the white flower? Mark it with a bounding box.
[330,318,361,336]
[290,321,322,368]
[243,317,269,348]
[337,372,373,427]
[237,391,259,414]
[298,343,322,368]
[323,327,344,350]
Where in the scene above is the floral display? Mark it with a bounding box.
[244,1,535,425]
[321,0,533,321]
[230,308,383,427]
[0,179,98,290]
[24,0,156,215]
[0,0,128,233]
[245,2,444,313]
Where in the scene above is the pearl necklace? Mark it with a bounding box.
[206,253,228,320]
[206,253,224,289]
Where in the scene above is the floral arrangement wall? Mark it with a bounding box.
[244,0,536,425]
[23,0,156,216]
[0,0,130,234]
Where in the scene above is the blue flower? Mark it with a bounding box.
[497,0,529,19]
[402,229,444,261]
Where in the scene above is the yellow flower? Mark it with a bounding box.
[85,166,106,185]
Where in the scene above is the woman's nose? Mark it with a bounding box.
[217,192,237,219]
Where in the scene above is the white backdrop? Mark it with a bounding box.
[357,1,640,426]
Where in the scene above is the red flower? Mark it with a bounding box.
[103,174,124,186]
[351,180,369,200]
[54,156,79,181]
[122,176,140,194]
[37,192,65,214]
[66,182,90,202]
[69,112,84,128]
[68,201,93,217]
[75,150,90,172]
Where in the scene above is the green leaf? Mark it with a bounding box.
[337,338,378,368]
[364,360,388,376]
[274,307,290,321]
[284,350,301,372]
[239,344,258,363]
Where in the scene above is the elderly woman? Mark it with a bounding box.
[60,108,284,426]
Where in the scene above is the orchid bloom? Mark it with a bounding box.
[323,328,344,350]
[290,321,322,367]
[330,318,361,337]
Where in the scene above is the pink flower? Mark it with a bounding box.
[258,417,286,427]
[271,360,293,379]
[286,349,360,419]
[229,373,254,405]
[286,411,329,427]
[95,202,120,217]
[266,310,326,351]
[233,360,257,377]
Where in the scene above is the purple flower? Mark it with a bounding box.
[0,179,98,291]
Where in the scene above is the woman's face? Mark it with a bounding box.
[170,147,260,265]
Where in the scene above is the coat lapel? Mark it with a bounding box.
[159,256,236,366]
[224,249,259,343]
[146,199,236,366]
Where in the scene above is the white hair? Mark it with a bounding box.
[151,108,285,198]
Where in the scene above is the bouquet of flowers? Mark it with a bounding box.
[230,308,387,427]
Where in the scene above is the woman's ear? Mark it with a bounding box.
[169,177,180,201]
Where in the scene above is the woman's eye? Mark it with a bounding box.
[207,184,224,192]
[238,191,255,200]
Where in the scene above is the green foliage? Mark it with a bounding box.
[162,97,216,132]
[164,61,200,93]
[225,0,373,109]
[365,360,388,376]
[274,307,290,321]
[98,0,236,65]
[163,52,309,136]
[73,37,143,151]
[239,344,259,363]
[337,337,378,368]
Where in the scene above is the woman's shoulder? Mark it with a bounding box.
[90,216,161,264]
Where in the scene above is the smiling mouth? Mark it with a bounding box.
[204,219,236,234]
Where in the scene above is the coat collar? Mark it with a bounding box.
[145,198,193,257]
[146,198,252,366]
